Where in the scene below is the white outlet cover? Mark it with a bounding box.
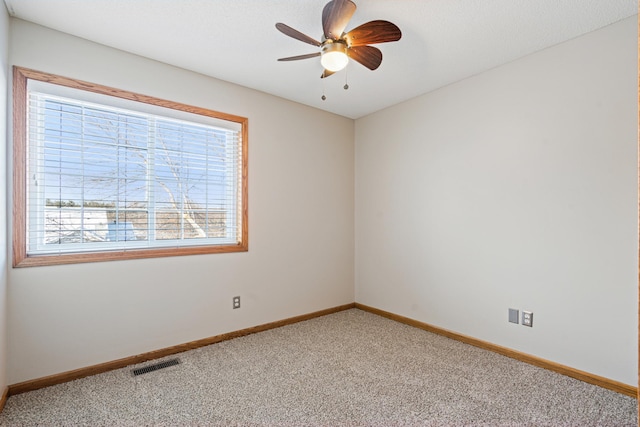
[522,311,533,327]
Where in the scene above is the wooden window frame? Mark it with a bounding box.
[12,66,248,267]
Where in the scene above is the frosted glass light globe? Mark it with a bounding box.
[321,42,348,72]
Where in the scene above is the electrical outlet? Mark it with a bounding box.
[508,308,519,324]
[233,296,241,309]
[522,311,533,327]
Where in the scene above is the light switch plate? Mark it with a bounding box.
[508,308,519,324]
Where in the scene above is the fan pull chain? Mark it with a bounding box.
[321,76,327,101]
[344,67,349,90]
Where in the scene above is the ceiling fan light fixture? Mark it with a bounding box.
[321,41,349,72]
[276,0,402,78]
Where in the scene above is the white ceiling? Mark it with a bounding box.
[3,0,637,119]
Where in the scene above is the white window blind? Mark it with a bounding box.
[26,91,243,255]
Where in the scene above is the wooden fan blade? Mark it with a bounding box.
[322,0,356,40]
[320,69,336,79]
[276,23,321,47]
[344,20,402,47]
[278,52,321,61]
[348,45,383,70]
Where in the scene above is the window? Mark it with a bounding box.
[13,67,248,267]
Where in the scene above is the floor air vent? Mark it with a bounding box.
[132,358,181,376]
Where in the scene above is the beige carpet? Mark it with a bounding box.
[0,309,636,426]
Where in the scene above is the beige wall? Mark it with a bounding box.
[0,2,9,394]
[7,19,355,384]
[355,16,638,385]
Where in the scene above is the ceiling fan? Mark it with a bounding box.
[276,0,402,79]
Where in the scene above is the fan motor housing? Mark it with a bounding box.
[321,39,348,55]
